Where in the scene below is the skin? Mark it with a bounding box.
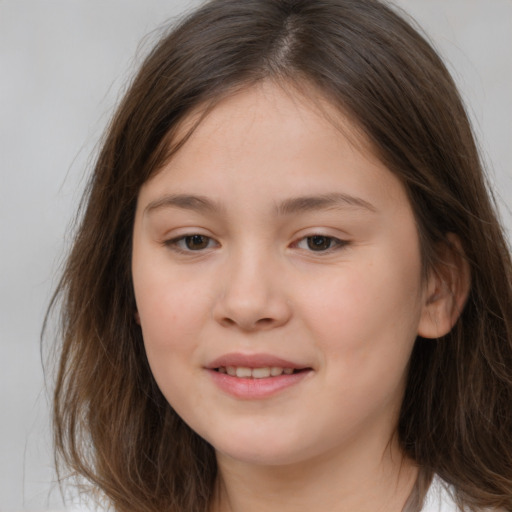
[132,82,460,512]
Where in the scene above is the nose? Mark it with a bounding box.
[213,250,292,332]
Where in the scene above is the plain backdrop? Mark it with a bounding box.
[0,1,510,510]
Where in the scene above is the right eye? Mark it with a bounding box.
[165,234,218,252]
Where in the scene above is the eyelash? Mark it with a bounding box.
[293,235,349,252]
[164,234,349,254]
[164,234,219,253]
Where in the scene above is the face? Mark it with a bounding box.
[132,82,432,467]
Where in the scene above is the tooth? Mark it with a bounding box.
[270,367,284,376]
[235,367,252,378]
[283,368,294,375]
[226,366,236,376]
[218,367,227,374]
[252,367,271,379]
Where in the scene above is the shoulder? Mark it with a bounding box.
[421,476,459,512]
[421,476,506,512]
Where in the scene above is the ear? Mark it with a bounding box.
[417,234,471,339]
[135,311,141,325]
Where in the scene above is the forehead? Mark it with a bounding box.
[174,80,369,153]
[138,81,408,217]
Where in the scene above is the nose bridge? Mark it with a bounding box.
[214,241,290,330]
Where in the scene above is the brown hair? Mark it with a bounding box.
[48,0,512,510]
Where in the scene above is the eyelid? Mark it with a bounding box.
[163,233,220,253]
[161,231,350,255]
[292,234,350,253]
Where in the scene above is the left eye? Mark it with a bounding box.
[166,234,217,251]
[296,235,346,252]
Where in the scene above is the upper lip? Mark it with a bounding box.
[206,353,309,370]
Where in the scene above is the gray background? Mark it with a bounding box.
[0,1,510,510]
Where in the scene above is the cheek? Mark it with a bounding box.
[134,276,210,412]
[133,260,211,364]
[297,251,424,369]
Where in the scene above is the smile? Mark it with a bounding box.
[216,366,297,378]
[207,356,312,399]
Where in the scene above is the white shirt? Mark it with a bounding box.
[421,477,459,511]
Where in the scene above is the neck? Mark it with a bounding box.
[211,438,419,512]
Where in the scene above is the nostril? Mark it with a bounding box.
[256,318,274,325]
[220,316,275,330]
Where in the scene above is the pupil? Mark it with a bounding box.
[307,236,331,251]
[185,235,208,250]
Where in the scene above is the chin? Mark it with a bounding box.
[207,429,318,467]
[217,446,307,467]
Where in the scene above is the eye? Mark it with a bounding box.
[295,235,347,252]
[165,234,218,252]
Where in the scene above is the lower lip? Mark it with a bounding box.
[207,369,311,399]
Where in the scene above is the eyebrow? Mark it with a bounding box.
[144,192,377,216]
[144,194,224,215]
[275,193,377,215]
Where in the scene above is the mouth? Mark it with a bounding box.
[214,366,307,379]
[206,353,312,398]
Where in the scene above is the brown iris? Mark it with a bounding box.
[306,236,333,251]
[185,235,210,250]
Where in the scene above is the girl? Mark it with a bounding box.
[50,0,512,511]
